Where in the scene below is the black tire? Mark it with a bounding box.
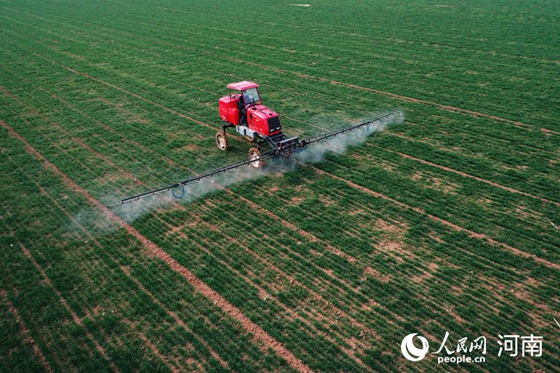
[216,131,229,150]
[248,147,262,168]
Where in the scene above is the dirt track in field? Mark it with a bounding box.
[310,165,560,271]
[4,53,556,371]
[0,118,313,373]
[1,290,54,372]
[18,244,119,372]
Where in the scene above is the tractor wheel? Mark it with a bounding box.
[216,131,228,151]
[248,148,262,168]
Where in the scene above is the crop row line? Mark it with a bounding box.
[152,208,371,370]
[0,86,147,187]
[0,63,386,328]
[18,27,556,205]
[35,49,559,265]
[203,180,528,338]
[328,143,559,258]
[47,1,556,128]
[389,149,560,208]
[93,19,541,132]
[17,243,119,372]
[1,65,383,296]
[28,52,554,270]
[242,171,548,316]
[108,0,559,66]
[193,193,464,331]
[161,198,383,340]
[306,164,560,272]
[4,151,188,371]
[17,16,545,136]
[398,119,558,160]
[0,118,312,373]
[31,52,215,132]
[1,45,404,294]
[153,25,550,132]
[118,318,188,372]
[6,151,228,371]
[1,289,54,372]
[12,18,552,171]
[6,35,552,290]
[119,267,229,370]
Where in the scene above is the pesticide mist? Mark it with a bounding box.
[294,111,404,164]
[77,110,404,230]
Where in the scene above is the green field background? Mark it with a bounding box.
[1,0,559,371]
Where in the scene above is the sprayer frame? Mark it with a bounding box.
[109,112,397,207]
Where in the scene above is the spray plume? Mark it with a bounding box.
[74,110,404,230]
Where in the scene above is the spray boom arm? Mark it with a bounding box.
[108,112,397,207]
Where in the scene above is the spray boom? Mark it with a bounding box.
[108,112,399,207]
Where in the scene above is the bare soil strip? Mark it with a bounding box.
[3,80,379,361]
[310,165,560,271]
[17,245,119,372]
[196,200,380,336]
[120,268,229,370]
[167,218,371,369]
[0,119,312,372]
[6,155,184,372]
[1,289,54,372]
[34,49,540,134]
[34,54,215,131]
[0,86,146,187]
[393,150,560,207]
[152,207,373,369]
[192,49,540,131]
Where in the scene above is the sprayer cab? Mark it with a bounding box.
[218,81,282,137]
[216,81,306,168]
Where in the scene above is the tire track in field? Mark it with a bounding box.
[7,74,380,316]
[16,244,119,372]
[36,47,559,227]
[1,290,54,372]
[18,48,556,327]
[27,56,555,280]
[4,81,371,368]
[30,31,543,135]
[190,49,543,132]
[37,4,556,136]
[5,154,215,372]
[33,53,216,132]
[119,268,230,370]
[308,164,560,271]
[30,45,559,211]
[18,72,389,301]
[28,56,557,271]
[152,209,372,371]
[155,202,381,367]
[0,86,148,188]
[389,149,560,208]
[33,44,559,207]
[8,4,558,141]
[0,119,312,373]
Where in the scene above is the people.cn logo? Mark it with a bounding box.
[401,333,430,362]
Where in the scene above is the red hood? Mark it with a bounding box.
[248,104,277,118]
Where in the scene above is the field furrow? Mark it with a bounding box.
[2,1,558,371]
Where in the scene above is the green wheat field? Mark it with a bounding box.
[1,0,559,371]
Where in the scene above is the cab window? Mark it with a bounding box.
[243,88,261,105]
